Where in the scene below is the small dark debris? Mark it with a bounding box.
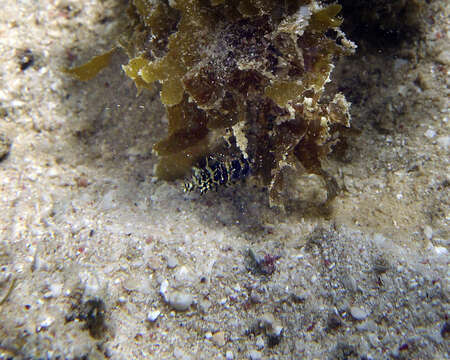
[290,292,307,303]
[57,4,81,19]
[245,320,283,347]
[0,106,8,118]
[245,321,264,337]
[16,49,34,71]
[441,322,450,339]
[247,249,280,275]
[306,321,316,332]
[330,342,358,360]
[76,176,89,187]
[66,297,107,339]
[135,171,146,183]
[326,313,343,332]
[80,298,106,338]
[0,133,11,161]
[99,16,113,24]
[305,227,334,250]
[55,156,64,164]
[331,0,424,49]
[441,179,450,189]
[267,332,282,347]
[372,256,389,274]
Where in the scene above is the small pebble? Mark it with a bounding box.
[423,328,443,345]
[0,273,11,285]
[168,291,193,311]
[342,275,357,292]
[198,299,211,313]
[255,336,265,349]
[424,129,436,139]
[373,233,386,246]
[100,190,117,211]
[394,58,409,70]
[250,290,262,303]
[350,306,369,321]
[260,313,275,328]
[47,167,59,178]
[437,136,449,149]
[79,270,103,298]
[159,279,169,301]
[117,296,127,304]
[367,332,381,348]
[174,266,195,284]
[37,316,54,332]
[270,323,283,338]
[261,313,283,336]
[212,331,226,347]
[356,320,378,332]
[173,348,190,360]
[167,255,178,268]
[123,276,141,292]
[147,255,162,271]
[423,225,433,240]
[397,85,407,96]
[219,297,227,305]
[43,283,63,299]
[249,350,262,360]
[147,310,161,322]
[291,291,308,303]
[260,312,283,346]
[436,49,450,65]
[225,350,234,360]
[433,246,448,256]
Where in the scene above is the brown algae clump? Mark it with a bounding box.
[120,0,356,206]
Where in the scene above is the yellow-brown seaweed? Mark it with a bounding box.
[64,49,116,81]
[122,0,356,206]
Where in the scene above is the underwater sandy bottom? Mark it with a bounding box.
[0,0,448,359]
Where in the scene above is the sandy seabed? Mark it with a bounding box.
[0,1,448,359]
